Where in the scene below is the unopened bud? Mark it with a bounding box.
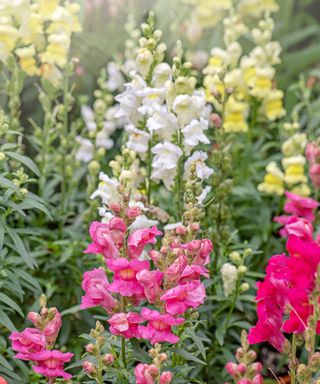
[85,344,95,353]
[82,361,96,374]
[103,353,115,365]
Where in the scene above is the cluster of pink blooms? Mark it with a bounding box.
[306,141,320,189]
[274,191,319,242]
[135,363,172,384]
[225,331,263,384]
[9,302,73,380]
[248,231,320,351]
[80,199,212,382]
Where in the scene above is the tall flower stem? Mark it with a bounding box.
[289,333,297,384]
[147,137,153,204]
[121,336,127,369]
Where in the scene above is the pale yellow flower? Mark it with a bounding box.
[15,45,39,76]
[282,155,307,185]
[258,161,284,195]
[223,97,248,133]
[40,33,70,67]
[260,89,286,121]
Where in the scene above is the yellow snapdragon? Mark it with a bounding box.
[223,97,248,133]
[15,45,39,76]
[0,0,81,85]
[260,89,286,121]
[258,161,284,196]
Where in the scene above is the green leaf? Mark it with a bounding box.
[171,347,206,365]
[0,309,16,331]
[185,328,206,359]
[6,227,36,269]
[61,305,81,316]
[0,175,19,193]
[5,151,40,177]
[0,293,24,317]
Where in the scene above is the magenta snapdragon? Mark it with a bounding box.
[10,297,73,381]
[81,190,213,382]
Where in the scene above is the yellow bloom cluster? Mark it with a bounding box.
[202,1,285,133]
[0,0,81,84]
[258,122,310,196]
[183,0,278,42]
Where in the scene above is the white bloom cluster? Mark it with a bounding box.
[221,262,238,296]
[115,45,212,191]
[76,62,127,163]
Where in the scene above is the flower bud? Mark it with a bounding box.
[229,251,241,263]
[82,361,96,374]
[126,207,141,219]
[109,202,121,213]
[0,152,5,161]
[160,371,172,384]
[240,282,250,293]
[103,353,115,365]
[85,343,95,353]
[238,265,247,275]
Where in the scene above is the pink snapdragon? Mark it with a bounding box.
[249,235,320,352]
[274,215,313,240]
[139,308,184,344]
[29,350,74,380]
[81,267,118,313]
[128,226,162,259]
[136,269,164,303]
[160,282,206,315]
[283,191,319,222]
[226,331,263,384]
[10,299,73,381]
[134,363,159,384]
[108,312,141,339]
[84,221,120,260]
[107,258,149,297]
[42,307,62,346]
[10,328,46,360]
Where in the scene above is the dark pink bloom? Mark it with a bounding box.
[128,226,162,259]
[310,163,320,189]
[134,363,158,384]
[28,350,73,380]
[126,207,141,219]
[179,264,209,282]
[84,221,119,260]
[81,267,117,313]
[136,269,163,303]
[108,312,141,339]
[192,239,213,266]
[107,258,149,297]
[274,215,313,241]
[165,255,187,282]
[160,282,206,315]
[284,191,319,222]
[139,308,184,344]
[42,308,62,346]
[160,371,173,384]
[10,328,46,360]
[108,217,127,247]
[306,142,320,164]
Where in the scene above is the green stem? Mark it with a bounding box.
[59,73,69,232]
[289,333,297,384]
[147,137,152,204]
[121,336,127,369]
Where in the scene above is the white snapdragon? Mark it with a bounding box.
[173,92,206,127]
[81,105,97,131]
[75,137,94,163]
[105,62,125,92]
[152,63,172,87]
[184,151,213,180]
[221,263,238,296]
[151,141,183,190]
[146,105,178,141]
[90,172,121,204]
[125,124,150,156]
[182,118,210,154]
